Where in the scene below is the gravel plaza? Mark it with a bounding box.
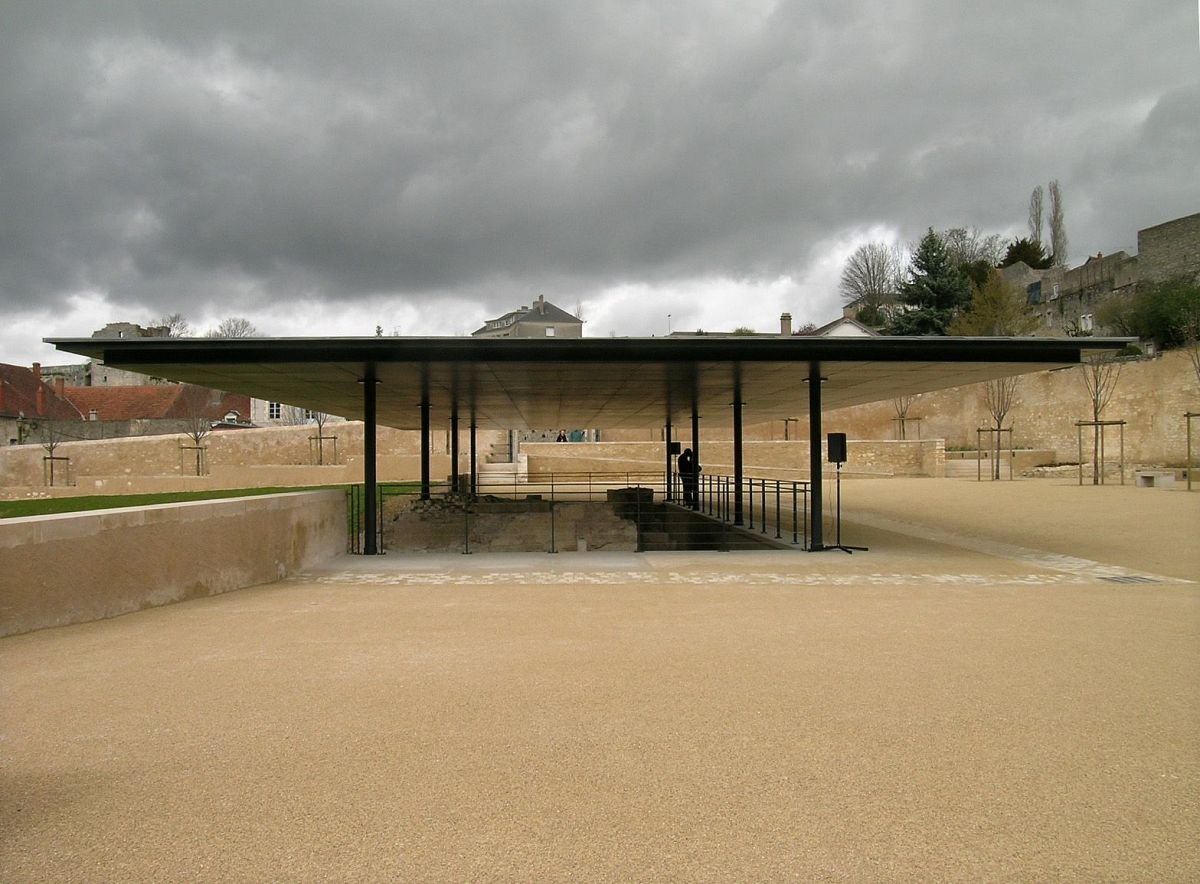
[2,478,1197,881]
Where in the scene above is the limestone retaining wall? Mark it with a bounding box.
[523,439,946,479]
[0,420,475,497]
[0,490,346,636]
[596,351,1198,466]
[383,502,637,553]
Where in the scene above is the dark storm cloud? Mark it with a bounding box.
[1,0,1196,325]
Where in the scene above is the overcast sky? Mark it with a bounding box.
[3,1,1197,367]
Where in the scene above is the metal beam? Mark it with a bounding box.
[691,406,700,512]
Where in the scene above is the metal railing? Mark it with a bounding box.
[694,473,811,549]
[347,470,811,554]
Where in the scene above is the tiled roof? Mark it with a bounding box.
[0,364,83,420]
[63,385,250,422]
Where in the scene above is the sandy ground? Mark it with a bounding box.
[1,479,1198,881]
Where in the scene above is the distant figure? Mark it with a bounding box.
[556,429,568,442]
[678,447,698,505]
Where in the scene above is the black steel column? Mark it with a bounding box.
[450,408,460,493]
[809,360,824,550]
[469,421,477,497]
[733,374,743,526]
[691,407,701,511]
[420,401,431,500]
[362,365,378,555]
[665,420,673,501]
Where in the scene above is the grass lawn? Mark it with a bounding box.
[0,484,419,519]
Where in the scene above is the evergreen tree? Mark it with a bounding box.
[887,229,971,335]
[999,237,1052,269]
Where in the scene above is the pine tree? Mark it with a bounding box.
[887,229,972,335]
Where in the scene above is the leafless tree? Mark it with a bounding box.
[940,227,1006,268]
[207,316,257,337]
[312,411,331,464]
[159,313,192,337]
[41,423,66,486]
[983,377,1019,479]
[1028,185,1044,246]
[1081,356,1122,485]
[839,241,901,324]
[1048,179,1068,268]
[892,395,916,440]
[181,414,211,475]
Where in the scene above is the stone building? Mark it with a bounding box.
[1001,212,1198,339]
[472,295,583,338]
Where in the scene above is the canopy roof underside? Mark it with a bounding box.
[47,336,1128,432]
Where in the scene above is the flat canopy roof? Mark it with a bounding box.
[48,335,1129,432]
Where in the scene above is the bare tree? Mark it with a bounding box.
[207,316,257,337]
[1080,356,1122,485]
[180,414,211,476]
[1028,185,1044,246]
[893,395,916,440]
[159,313,192,337]
[41,423,67,486]
[940,227,1006,268]
[312,410,331,465]
[839,242,901,325]
[1048,179,1068,268]
[983,377,1019,479]
[177,386,214,475]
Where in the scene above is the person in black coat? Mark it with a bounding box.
[678,447,698,505]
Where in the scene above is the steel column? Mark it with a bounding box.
[419,400,431,500]
[665,421,673,501]
[469,421,478,497]
[691,407,701,511]
[362,365,378,555]
[732,376,744,526]
[450,409,460,493]
[809,360,824,550]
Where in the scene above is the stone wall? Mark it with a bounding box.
[523,439,946,479]
[0,490,345,636]
[0,422,499,496]
[577,351,1197,468]
[813,350,1197,466]
[1138,212,1200,282]
[383,501,636,553]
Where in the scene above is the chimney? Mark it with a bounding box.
[54,377,65,397]
[537,294,546,315]
[35,385,46,415]
[31,362,41,381]
[780,312,793,336]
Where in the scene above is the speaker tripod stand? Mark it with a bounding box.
[818,460,868,554]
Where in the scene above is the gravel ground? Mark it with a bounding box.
[2,479,1197,881]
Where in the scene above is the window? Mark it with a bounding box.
[268,401,281,419]
[303,408,316,420]
[1080,313,1094,333]
[545,327,555,336]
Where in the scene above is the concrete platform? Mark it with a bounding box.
[2,479,1197,880]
